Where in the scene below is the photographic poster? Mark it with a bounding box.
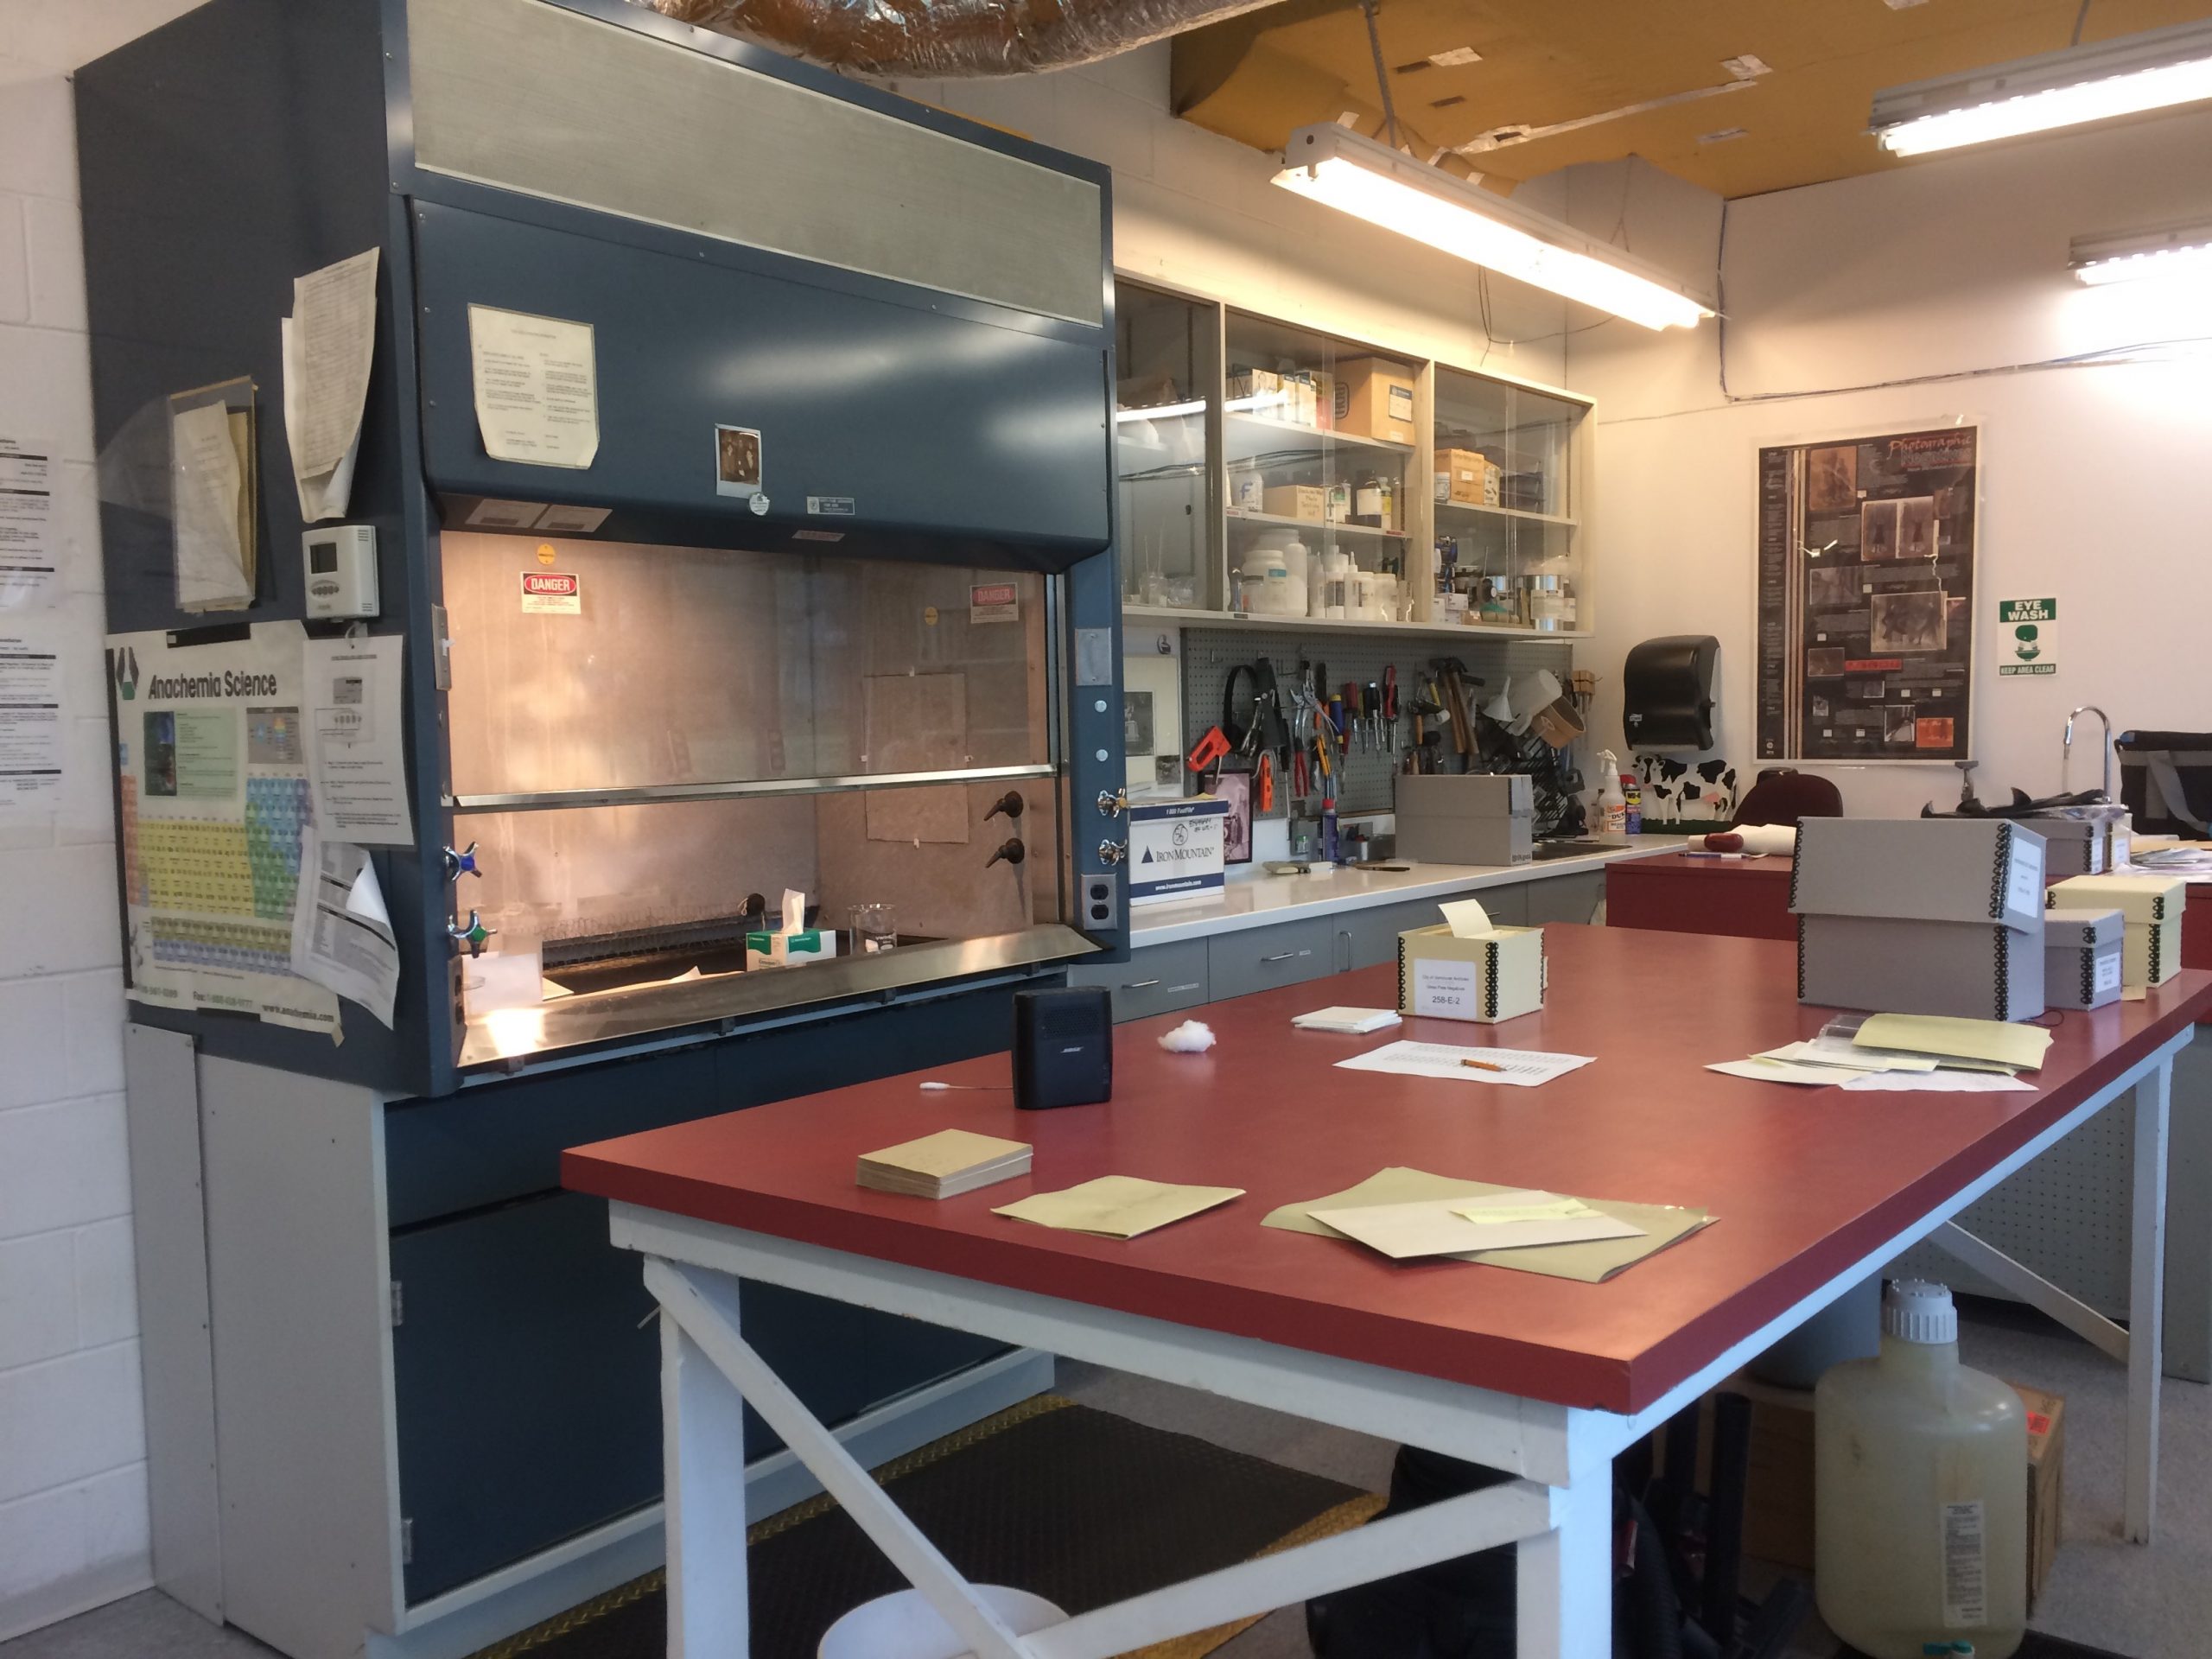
[1757,425,1976,762]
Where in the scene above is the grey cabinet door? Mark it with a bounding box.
[1208,917,1332,1000]
[1065,938,1211,1023]
[1340,896,1474,970]
[1526,871,1605,926]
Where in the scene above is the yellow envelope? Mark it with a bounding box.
[995,1176,1244,1238]
[1263,1166,1712,1283]
[861,1128,1029,1178]
[1853,1014,2053,1072]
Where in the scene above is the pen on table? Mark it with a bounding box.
[1459,1057,1505,1073]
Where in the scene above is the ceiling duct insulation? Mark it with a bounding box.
[639,0,1290,77]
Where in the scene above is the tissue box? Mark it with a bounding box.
[1393,773,1535,866]
[745,928,838,969]
[1128,796,1230,906]
[1791,818,2047,1020]
[2048,873,2186,988]
[1397,924,1546,1024]
[2043,907,2124,1009]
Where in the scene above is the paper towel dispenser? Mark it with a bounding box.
[1624,635,1719,753]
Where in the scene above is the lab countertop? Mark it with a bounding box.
[1128,836,1687,946]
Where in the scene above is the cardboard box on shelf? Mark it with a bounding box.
[1434,448,1503,506]
[1227,367,1282,417]
[1658,1375,2064,1610]
[1260,484,1327,524]
[1332,357,1417,445]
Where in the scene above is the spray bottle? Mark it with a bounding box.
[1596,752,1628,835]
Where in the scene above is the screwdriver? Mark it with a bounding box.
[1366,681,1382,753]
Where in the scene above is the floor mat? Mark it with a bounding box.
[471,1395,1384,1659]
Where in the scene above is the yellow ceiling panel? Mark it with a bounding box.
[1173,0,2212,197]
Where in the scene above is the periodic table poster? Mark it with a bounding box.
[109,620,340,1034]
[1756,425,1979,763]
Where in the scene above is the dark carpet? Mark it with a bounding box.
[473,1395,1382,1659]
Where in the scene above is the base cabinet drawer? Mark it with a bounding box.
[1208,918,1332,1000]
[1526,871,1604,926]
[1065,938,1209,1022]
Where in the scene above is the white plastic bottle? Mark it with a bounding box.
[1595,753,1627,834]
[1815,1281,2026,1659]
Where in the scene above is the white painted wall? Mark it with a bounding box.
[885,45,1573,386]
[0,3,208,1640]
[1563,112,2212,817]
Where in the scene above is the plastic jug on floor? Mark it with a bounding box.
[1815,1281,2026,1659]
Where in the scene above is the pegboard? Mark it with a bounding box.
[1889,1102,2134,1315]
[1180,625,1578,823]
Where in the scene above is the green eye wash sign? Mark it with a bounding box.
[1997,597,2058,677]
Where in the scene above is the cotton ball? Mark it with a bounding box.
[1157,1020,1217,1054]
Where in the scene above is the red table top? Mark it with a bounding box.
[564,927,2212,1415]
[1611,853,1795,882]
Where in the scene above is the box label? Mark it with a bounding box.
[2096,951,2122,993]
[1388,385,1414,423]
[519,571,581,614]
[1940,1498,1988,1627]
[1998,596,2058,677]
[1411,957,1478,1020]
[2006,838,2040,918]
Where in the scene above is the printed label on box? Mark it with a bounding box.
[520,571,581,614]
[2006,839,2040,918]
[1411,957,1478,1019]
[2096,952,2122,993]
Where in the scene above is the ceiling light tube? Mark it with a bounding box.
[1271,124,1714,330]
[1871,19,2212,156]
[2069,218,2212,285]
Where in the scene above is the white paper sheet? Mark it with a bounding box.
[171,401,250,608]
[1707,1058,1845,1086]
[288,250,379,480]
[0,439,59,609]
[468,304,600,469]
[290,832,399,1027]
[303,634,412,845]
[1293,1006,1402,1034]
[1440,896,1495,938]
[282,318,361,522]
[1334,1039,1596,1088]
[1839,1069,2037,1093]
[0,629,63,812]
[1756,1038,1937,1073]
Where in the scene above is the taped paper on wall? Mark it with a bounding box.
[111,621,340,1034]
[290,830,399,1027]
[469,304,600,469]
[0,629,63,813]
[288,249,379,480]
[0,438,59,609]
[282,317,362,522]
[303,634,412,845]
[171,400,251,610]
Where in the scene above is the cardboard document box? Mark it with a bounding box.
[1397,923,1546,1024]
[2048,873,2186,988]
[2043,907,2124,1009]
[1128,796,1230,906]
[1393,773,1535,867]
[1332,357,1417,445]
[1791,818,2048,1020]
[2028,816,2106,876]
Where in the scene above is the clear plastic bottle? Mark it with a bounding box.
[1815,1281,2026,1659]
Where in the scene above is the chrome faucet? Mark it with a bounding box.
[2064,705,2113,800]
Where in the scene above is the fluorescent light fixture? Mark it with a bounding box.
[2069,218,2212,285]
[1871,20,2212,156]
[1271,124,1715,331]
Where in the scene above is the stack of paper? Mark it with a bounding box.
[1264,1167,1712,1281]
[1336,1040,1595,1087]
[1293,1007,1402,1034]
[857,1129,1032,1199]
[994,1176,1243,1237]
[1709,1012,2044,1093]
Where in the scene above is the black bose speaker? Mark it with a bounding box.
[1013,987,1113,1109]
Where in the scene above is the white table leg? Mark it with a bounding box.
[1516,1464,1612,1659]
[2127,1058,2172,1543]
[661,1268,752,1658]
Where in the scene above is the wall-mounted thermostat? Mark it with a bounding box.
[302,525,379,619]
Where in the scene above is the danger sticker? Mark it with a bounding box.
[520,571,582,614]
[970,582,1020,624]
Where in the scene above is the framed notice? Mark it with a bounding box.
[1755,425,1978,763]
